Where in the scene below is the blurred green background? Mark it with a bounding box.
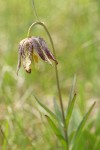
[0,0,100,149]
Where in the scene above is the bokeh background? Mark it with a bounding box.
[0,0,100,149]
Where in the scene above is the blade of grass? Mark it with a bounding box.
[69,130,76,144]
[53,98,62,123]
[2,122,9,150]
[93,136,100,150]
[0,122,10,150]
[66,94,76,127]
[68,75,76,110]
[45,115,65,141]
[71,101,96,149]
[12,111,34,148]
[33,95,57,120]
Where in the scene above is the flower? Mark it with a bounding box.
[17,36,58,75]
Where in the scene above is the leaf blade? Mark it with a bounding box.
[66,93,77,127]
[53,98,63,123]
[45,115,65,141]
[68,75,76,110]
[33,95,57,120]
[71,101,96,149]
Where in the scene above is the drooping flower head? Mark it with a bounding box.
[17,36,58,75]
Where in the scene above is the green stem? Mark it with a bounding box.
[27,21,69,150]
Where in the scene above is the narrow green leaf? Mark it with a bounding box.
[33,95,57,120]
[12,112,34,148]
[45,115,65,141]
[93,136,100,150]
[53,98,62,122]
[68,75,76,110]
[71,101,96,149]
[3,122,9,150]
[66,93,76,127]
[69,130,76,143]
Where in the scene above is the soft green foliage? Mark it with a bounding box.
[66,94,77,128]
[0,0,99,150]
[2,121,9,150]
[45,115,64,141]
[36,76,95,150]
[34,95,57,120]
[71,101,96,150]
[66,75,77,127]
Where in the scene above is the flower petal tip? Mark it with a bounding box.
[55,60,58,65]
[25,69,31,73]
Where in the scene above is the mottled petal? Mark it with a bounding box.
[38,37,58,64]
[21,39,33,73]
[30,37,47,62]
[17,36,58,74]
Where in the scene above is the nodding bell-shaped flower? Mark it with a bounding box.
[17,37,58,75]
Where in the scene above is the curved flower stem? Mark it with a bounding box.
[27,21,69,150]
